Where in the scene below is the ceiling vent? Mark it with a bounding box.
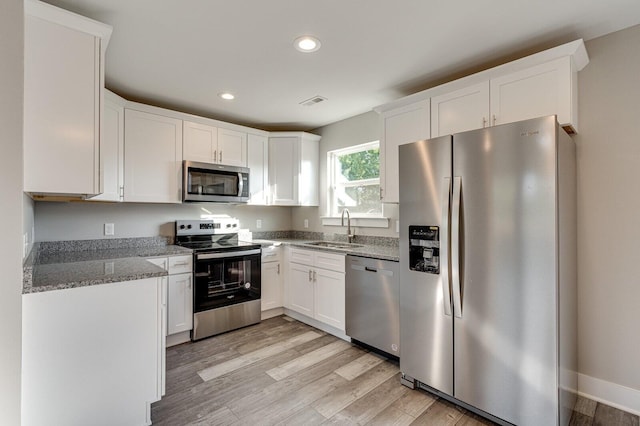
[299,96,327,107]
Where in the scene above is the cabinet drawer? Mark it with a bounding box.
[314,252,345,273]
[168,255,192,274]
[261,244,282,262]
[289,248,314,265]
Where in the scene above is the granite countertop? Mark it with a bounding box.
[23,240,192,294]
[253,238,399,262]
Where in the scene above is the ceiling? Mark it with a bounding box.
[43,0,640,131]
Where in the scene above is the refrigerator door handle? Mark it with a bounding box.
[441,177,452,316]
[451,176,463,318]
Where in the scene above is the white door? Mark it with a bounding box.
[217,128,247,167]
[247,134,269,205]
[288,263,314,317]
[167,273,193,335]
[124,109,183,203]
[490,56,571,127]
[380,100,430,203]
[183,121,217,163]
[314,268,346,331]
[261,261,282,311]
[431,82,490,137]
[269,137,299,205]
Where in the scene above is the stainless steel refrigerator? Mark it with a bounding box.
[398,115,577,426]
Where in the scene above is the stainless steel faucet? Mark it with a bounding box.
[341,208,354,243]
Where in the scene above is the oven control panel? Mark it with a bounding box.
[176,218,239,235]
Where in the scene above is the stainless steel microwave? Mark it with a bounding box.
[182,161,250,203]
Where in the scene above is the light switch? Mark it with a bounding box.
[304,219,309,228]
[256,219,262,229]
[104,223,115,236]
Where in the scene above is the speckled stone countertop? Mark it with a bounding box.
[23,238,192,294]
[251,231,399,261]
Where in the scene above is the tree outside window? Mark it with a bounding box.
[328,141,382,216]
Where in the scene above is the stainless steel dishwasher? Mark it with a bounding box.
[346,255,400,358]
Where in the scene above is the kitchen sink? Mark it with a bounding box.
[305,241,364,249]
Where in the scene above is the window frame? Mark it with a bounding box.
[327,140,382,218]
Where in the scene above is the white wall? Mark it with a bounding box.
[292,111,400,238]
[574,24,640,410]
[0,0,24,423]
[34,202,292,241]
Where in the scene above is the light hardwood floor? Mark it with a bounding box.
[151,315,637,426]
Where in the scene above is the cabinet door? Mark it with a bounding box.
[217,128,247,167]
[490,56,572,128]
[24,14,100,195]
[261,261,282,311]
[288,263,314,317]
[298,135,319,206]
[167,273,193,335]
[380,99,430,203]
[314,268,346,331]
[124,109,183,203]
[431,82,490,137]
[93,94,124,201]
[183,121,216,163]
[247,134,269,205]
[269,137,299,205]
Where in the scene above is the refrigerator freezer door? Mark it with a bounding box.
[399,135,454,395]
[452,116,559,425]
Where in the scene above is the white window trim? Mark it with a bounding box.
[325,141,389,228]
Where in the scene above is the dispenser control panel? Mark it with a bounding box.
[408,226,440,274]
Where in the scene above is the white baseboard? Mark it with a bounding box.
[261,307,284,320]
[166,331,190,347]
[283,308,350,342]
[578,373,640,416]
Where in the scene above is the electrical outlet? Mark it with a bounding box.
[304,219,309,228]
[396,220,400,233]
[256,219,262,229]
[104,261,115,275]
[104,223,115,236]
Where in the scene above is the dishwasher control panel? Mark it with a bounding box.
[408,225,439,274]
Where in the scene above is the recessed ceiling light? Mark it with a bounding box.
[219,92,235,100]
[294,36,321,53]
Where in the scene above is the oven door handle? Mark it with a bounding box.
[196,249,261,260]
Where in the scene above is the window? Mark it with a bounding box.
[327,141,382,217]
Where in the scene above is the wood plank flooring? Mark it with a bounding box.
[151,315,638,426]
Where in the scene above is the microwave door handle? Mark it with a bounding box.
[237,172,243,196]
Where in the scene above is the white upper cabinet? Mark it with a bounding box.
[183,121,217,163]
[269,132,320,206]
[377,40,589,202]
[431,82,490,137]
[124,109,183,203]
[379,100,431,204]
[217,128,247,167]
[24,0,112,197]
[183,121,247,167]
[490,56,576,131]
[247,133,269,205]
[92,91,125,202]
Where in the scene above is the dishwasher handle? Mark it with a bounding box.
[349,263,394,277]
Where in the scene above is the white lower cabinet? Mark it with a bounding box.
[286,248,346,332]
[147,254,193,345]
[22,278,165,426]
[167,273,193,335]
[261,245,283,313]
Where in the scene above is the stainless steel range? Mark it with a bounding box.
[175,218,261,341]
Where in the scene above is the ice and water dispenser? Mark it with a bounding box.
[408,226,440,274]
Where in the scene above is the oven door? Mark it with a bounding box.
[183,160,249,203]
[193,250,261,312]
